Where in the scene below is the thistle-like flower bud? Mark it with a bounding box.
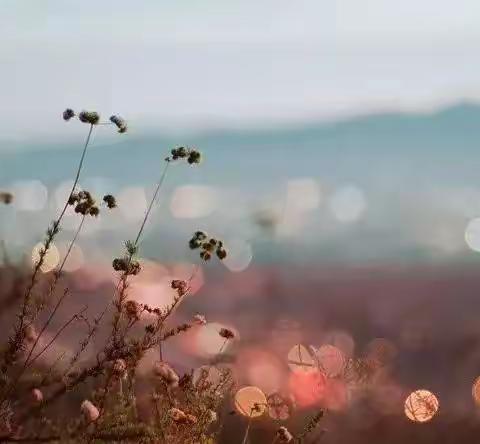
[187,150,201,164]
[200,251,211,261]
[88,206,100,217]
[216,248,227,260]
[186,414,198,424]
[112,258,127,271]
[109,115,127,133]
[81,400,100,422]
[78,111,100,125]
[63,108,75,121]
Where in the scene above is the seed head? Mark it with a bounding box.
[102,194,117,209]
[154,362,179,388]
[193,314,207,326]
[63,108,75,121]
[277,426,293,443]
[219,328,235,340]
[0,192,13,205]
[109,115,127,133]
[169,407,186,422]
[124,300,141,320]
[78,111,100,125]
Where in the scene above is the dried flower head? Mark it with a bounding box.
[186,414,198,424]
[207,410,218,423]
[112,359,127,377]
[277,426,293,443]
[103,194,117,209]
[109,115,127,133]
[171,279,188,296]
[0,192,13,205]
[31,388,43,403]
[154,361,180,388]
[219,328,235,340]
[169,147,202,165]
[78,111,100,125]
[81,400,100,422]
[193,314,207,326]
[63,108,75,121]
[124,300,141,321]
[189,232,227,262]
[169,407,187,422]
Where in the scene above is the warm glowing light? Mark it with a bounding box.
[404,389,439,423]
[316,345,345,377]
[11,180,48,211]
[194,322,238,357]
[329,185,366,223]
[465,218,480,252]
[472,377,480,405]
[238,348,283,394]
[31,242,60,273]
[222,239,253,272]
[58,242,84,272]
[267,392,292,420]
[287,344,317,373]
[170,185,218,218]
[286,178,321,211]
[234,386,267,418]
[324,330,355,358]
[117,187,148,222]
[288,370,326,407]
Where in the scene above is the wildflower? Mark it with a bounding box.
[186,414,198,424]
[207,410,217,423]
[63,108,75,121]
[112,359,127,378]
[112,258,128,272]
[0,192,13,204]
[31,388,43,403]
[171,279,188,296]
[169,407,186,422]
[171,147,188,160]
[124,300,141,321]
[81,400,100,422]
[78,111,100,125]
[109,115,127,133]
[189,232,227,262]
[154,361,179,388]
[67,193,79,205]
[88,206,100,217]
[200,251,211,261]
[103,194,117,209]
[193,314,207,326]
[187,149,201,164]
[277,426,293,443]
[219,328,235,340]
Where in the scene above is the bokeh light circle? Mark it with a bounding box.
[234,386,267,418]
[287,344,317,373]
[465,218,480,252]
[316,344,346,377]
[267,392,292,420]
[472,376,480,405]
[404,389,439,423]
[31,242,60,273]
[223,239,253,272]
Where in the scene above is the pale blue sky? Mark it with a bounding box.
[1,0,479,139]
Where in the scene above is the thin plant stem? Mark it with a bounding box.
[241,414,253,444]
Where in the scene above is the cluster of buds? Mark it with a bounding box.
[193,314,207,326]
[124,300,142,321]
[154,362,179,388]
[109,115,127,133]
[219,327,235,340]
[0,191,13,205]
[168,408,197,424]
[112,358,127,378]
[112,257,141,275]
[171,279,188,297]
[68,190,99,217]
[189,231,227,261]
[103,194,117,209]
[168,147,202,165]
[81,400,100,422]
[277,427,293,443]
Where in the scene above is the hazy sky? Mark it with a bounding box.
[1,0,480,138]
